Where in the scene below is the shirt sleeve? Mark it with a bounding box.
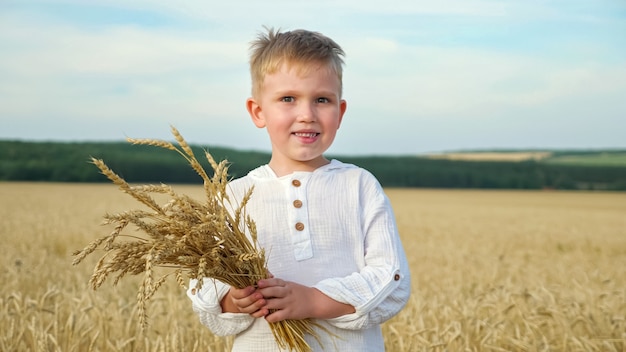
[186,278,255,336]
[313,176,411,330]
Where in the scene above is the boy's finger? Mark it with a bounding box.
[257,286,288,300]
[264,309,287,323]
[235,294,265,313]
[230,285,255,299]
[257,278,285,288]
[250,307,269,318]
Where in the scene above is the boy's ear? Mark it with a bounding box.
[337,99,347,129]
[246,97,266,128]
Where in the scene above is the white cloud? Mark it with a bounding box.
[28,0,509,18]
[0,15,251,127]
[0,19,247,76]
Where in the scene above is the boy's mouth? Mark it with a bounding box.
[293,132,320,137]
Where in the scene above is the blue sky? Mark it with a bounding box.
[1,0,624,155]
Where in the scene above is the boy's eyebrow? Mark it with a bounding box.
[272,89,339,97]
[266,89,297,98]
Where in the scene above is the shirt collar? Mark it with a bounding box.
[249,159,353,179]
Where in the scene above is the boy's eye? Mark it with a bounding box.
[316,97,330,103]
[281,96,294,103]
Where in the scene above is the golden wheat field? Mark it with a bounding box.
[1,182,625,352]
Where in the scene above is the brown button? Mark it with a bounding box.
[295,222,305,231]
[394,274,400,281]
[292,179,301,187]
[293,200,303,208]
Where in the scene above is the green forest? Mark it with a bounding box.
[1,140,625,190]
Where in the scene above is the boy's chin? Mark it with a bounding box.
[298,156,331,167]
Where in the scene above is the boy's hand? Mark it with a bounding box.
[256,278,355,323]
[220,286,268,318]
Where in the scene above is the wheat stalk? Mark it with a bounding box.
[72,125,327,352]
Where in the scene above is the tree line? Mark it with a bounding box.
[1,141,625,190]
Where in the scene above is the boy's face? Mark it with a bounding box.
[246,62,347,173]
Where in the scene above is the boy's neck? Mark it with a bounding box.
[268,157,331,177]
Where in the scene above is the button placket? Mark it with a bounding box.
[291,178,304,233]
[287,176,312,260]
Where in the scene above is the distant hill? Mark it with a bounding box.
[1,140,625,190]
[424,150,626,167]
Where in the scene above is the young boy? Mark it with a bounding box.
[187,27,411,351]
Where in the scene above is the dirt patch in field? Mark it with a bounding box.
[426,151,552,162]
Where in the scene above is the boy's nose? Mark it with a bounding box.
[296,102,316,122]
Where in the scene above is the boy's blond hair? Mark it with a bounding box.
[248,27,345,98]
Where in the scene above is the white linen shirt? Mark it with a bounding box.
[187,160,411,352]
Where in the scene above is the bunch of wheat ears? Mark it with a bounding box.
[72,126,325,352]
